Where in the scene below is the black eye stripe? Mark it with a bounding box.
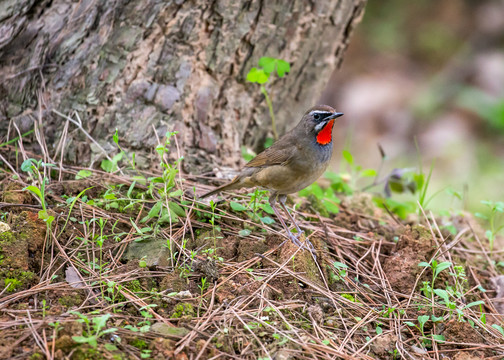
[312,111,331,120]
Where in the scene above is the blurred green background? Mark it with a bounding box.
[321,0,504,214]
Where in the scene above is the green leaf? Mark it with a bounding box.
[418,262,430,268]
[432,334,445,343]
[21,159,36,173]
[474,212,488,220]
[417,315,429,327]
[333,261,348,269]
[230,201,247,211]
[159,207,179,223]
[25,185,42,200]
[322,339,330,345]
[434,262,452,278]
[342,150,354,166]
[112,152,124,163]
[101,159,114,173]
[168,189,183,198]
[72,335,93,344]
[76,169,92,179]
[101,328,118,335]
[405,322,416,327]
[433,289,449,303]
[258,57,276,74]
[260,216,275,225]
[361,169,377,177]
[113,129,119,145]
[323,199,340,214]
[463,300,485,309]
[259,203,275,214]
[431,315,443,323]
[241,145,256,162]
[246,67,269,84]
[104,344,118,351]
[485,230,494,242]
[92,314,111,330]
[376,326,382,335]
[264,137,274,148]
[239,229,251,237]
[492,324,504,337]
[147,201,162,219]
[168,201,186,217]
[276,59,290,77]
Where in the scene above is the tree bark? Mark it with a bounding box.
[0,0,366,173]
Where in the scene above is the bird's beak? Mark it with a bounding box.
[327,112,344,120]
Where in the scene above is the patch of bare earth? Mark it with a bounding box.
[0,168,503,359]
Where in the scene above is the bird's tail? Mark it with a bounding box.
[200,178,241,198]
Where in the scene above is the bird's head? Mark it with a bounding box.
[301,105,344,146]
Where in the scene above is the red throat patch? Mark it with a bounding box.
[316,119,335,145]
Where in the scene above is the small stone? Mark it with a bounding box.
[0,222,10,234]
[151,323,190,337]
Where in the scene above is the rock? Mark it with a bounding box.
[123,237,171,267]
[0,222,10,234]
[151,322,190,337]
[371,333,398,357]
[490,275,504,315]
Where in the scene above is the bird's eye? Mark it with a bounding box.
[314,114,321,120]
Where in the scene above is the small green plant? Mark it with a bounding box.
[248,189,275,225]
[298,181,341,215]
[4,278,22,292]
[475,200,504,254]
[405,315,444,347]
[208,199,222,248]
[124,305,155,333]
[418,260,452,296]
[199,277,208,297]
[71,312,119,349]
[229,190,276,229]
[141,131,186,226]
[22,159,55,231]
[140,349,152,359]
[340,150,378,190]
[246,57,291,140]
[41,299,49,318]
[331,261,348,282]
[104,280,124,312]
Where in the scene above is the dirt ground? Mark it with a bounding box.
[0,170,503,359]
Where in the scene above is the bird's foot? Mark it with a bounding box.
[287,232,317,258]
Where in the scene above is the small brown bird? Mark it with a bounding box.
[201,105,343,252]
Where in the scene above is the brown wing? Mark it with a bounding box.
[245,138,295,168]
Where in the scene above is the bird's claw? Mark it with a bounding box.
[287,232,317,258]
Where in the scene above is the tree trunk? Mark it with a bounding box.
[0,0,366,173]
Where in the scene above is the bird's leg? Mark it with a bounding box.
[278,195,316,254]
[278,195,303,235]
[269,193,303,247]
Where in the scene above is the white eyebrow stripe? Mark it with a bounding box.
[309,110,332,116]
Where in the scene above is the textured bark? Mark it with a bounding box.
[0,0,366,172]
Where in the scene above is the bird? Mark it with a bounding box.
[201,105,344,254]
